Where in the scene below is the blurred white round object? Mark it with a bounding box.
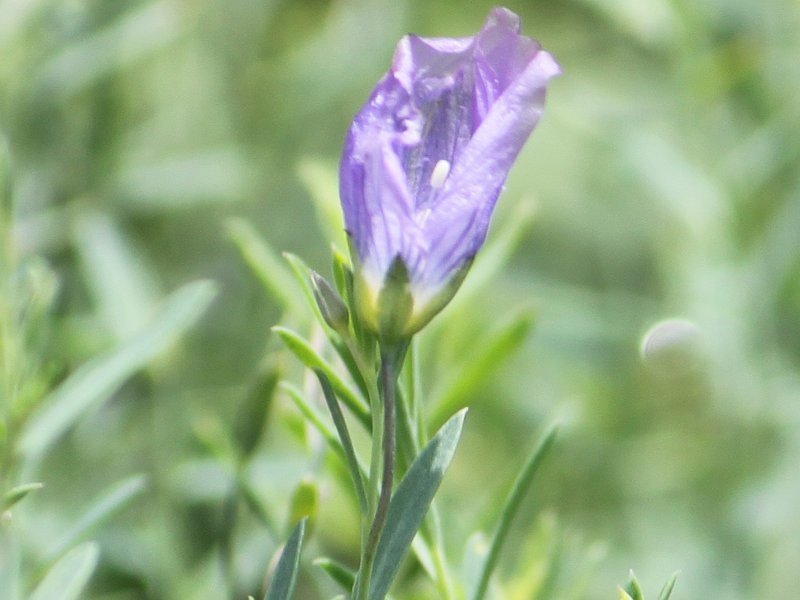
[640,318,705,375]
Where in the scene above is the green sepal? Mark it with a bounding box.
[374,256,414,342]
[404,256,473,336]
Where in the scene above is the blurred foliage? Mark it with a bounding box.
[1,0,799,598]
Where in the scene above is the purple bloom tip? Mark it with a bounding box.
[340,7,560,338]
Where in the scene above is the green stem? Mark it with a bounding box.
[355,348,399,600]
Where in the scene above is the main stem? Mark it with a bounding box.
[356,349,397,600]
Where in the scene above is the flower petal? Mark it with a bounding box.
[426,44,561,266]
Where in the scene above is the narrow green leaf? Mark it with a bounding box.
[313,557,356,591]
[45,474,148,561]
[228,219,304,314]
[264,519,307,600]
[29,542,100,600]
[431,308,534,428]
[471,423,559,600]
[273,327,370,429]
[314,370,367,512]
[2,482,44,510]
[657,572,680,600]
[369,410,467,600]
[19,281,216,468]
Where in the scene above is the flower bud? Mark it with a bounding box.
[311,271,350,334]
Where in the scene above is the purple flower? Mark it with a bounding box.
[340,7,560,339]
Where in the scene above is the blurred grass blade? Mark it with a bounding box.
[233,357,280,459]
[45,474,148,562]
[73,210,160,342]
[29,542,100,600]
[264,518,307,600]
[447,202,535,314]
[296,158,347,250]
[280,382,368,483]
[431,308,534,428]
[282,252,328,327]
[36,0,186,100]
[272,326,370,429]
[471,424,559,600]
[369,409,467,600]
[314,370,367,512]
[228,218,305,315]
[313,557,356,591]
[19,280,216,467]
[658,572,680,600]
[2,482,43,510]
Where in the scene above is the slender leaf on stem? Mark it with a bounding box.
[369,409,467,600]
[471,423,559,600]
[264,518,307,600]
[315,370,368,512]
[227,218,305,315]
[272,326,370,429]
[657,572,680,600]
[314,557,356,591]
[18,280,216,469]
[29,542,100,600]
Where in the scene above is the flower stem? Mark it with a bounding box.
[355,348,399,600]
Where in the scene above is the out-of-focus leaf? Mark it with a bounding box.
[36,0,187,99]
[272,326,369,429]
[73,210,160,341]
[288,477,318,535]
[658,572,680,600]
[2,482,43,510]
[296,158,347,250]
[228,218,305,314]
[369,410,467,600]
[264,519,307,600]
[313,557,356,591]
[18,280,216,468]
[45,474,148,561]
[471,424,558,600]
[430,308,534,428]
[445,202,535,315]
[283,252,328,327]
[233,357,280,458]
[29,542,100,600]
[622,571,645,600]
[115,148,249,210]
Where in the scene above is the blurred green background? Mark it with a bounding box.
[1,0,799,598]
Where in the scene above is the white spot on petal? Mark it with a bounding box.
[429,159,451,189]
